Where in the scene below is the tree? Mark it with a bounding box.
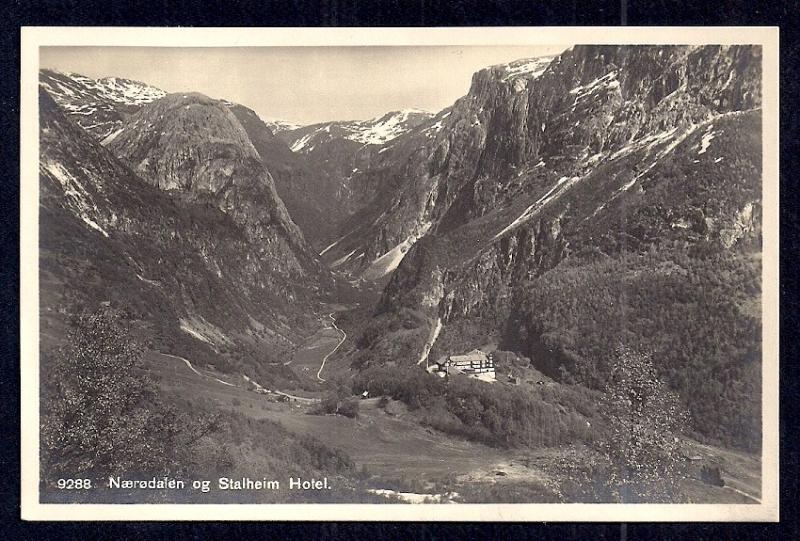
[594,346,690,502]
[40,307,220,483]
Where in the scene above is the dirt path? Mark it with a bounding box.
[316,312,347,382]
[272,390,319,403]
[684,439,762,502]
[160,353,237,387]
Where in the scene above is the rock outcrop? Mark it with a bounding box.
[106,92,322,281]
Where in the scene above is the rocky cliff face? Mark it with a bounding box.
[106,93,323,282]
[226,103,352,246]
[324,46,761,283]
[37,70,344,249]
[363,46,762,368]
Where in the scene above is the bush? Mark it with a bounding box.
[338,399,360,419]
[309,393,360,418]
[353,365,594,448]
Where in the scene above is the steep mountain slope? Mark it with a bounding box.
[317,56,558,277]
[39,88,322,386]
[321,48,760,279]
[352,45,763,451]
[39,69,166,140]
[274,109,436,247]
[225,103,352,245]
[105,92,325,283]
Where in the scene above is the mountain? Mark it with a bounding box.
[38,46,764,454]
[38,87,327,387]
[280,108,435,152]
[263,119,303,134]
[315,56,561,277]
[104,91,327,281]
[264,108,435,247]
[223,103,356,246]
[39,69,166,140]
[320,48,761,278]
[348,45,763,451]
[37,70,357,247]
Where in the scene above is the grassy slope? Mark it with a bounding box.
[137,350,759,503]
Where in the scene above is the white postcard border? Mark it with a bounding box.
[20,25,780,522]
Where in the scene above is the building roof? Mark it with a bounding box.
[449,349,488,363]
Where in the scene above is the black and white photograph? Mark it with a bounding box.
[20,27,779,521]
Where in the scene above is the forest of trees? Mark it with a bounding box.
[509,246,761,452]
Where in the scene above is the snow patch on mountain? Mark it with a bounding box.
[498,56,555,82]
[42,160,109,237]
[589,123,703,220]
[44,71,166,106]
[319,233,349,256]
[40,70,167,139]
[698,127,716,154]
[362,221,432,280]
[493,176,578,240]
[570,71,619,102]
[348,109,432,145]
[424,111,452,134]
[264,119,303,134]
[290,132,316,152]
[100,128,123,146]
[287,109,434,152]
[331,248,359,268]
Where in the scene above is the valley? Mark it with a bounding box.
[141,328,760,504]
[37,44,765,504]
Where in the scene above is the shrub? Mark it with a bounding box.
[309,393,360,418]
[353,365,594,448]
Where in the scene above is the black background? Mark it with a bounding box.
[2,1,797,539]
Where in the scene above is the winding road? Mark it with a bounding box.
[159,311,347,402]
[160,353,237,387]
[316,312,347,382]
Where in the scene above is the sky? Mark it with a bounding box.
[40,45,568,125]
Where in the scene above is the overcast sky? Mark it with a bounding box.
[41,45,568,125]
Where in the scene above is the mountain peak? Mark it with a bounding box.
[263,119,304,134]
[283,108,435,152]
[39,69,166,139]
[493,55,557,82]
